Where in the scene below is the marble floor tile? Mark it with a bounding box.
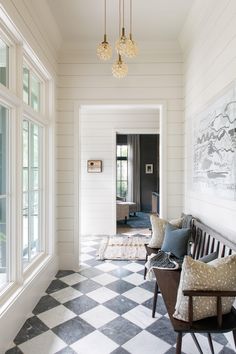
[123,263,144,273]
[95,262,119,272]
[37,305,76,329]
[179,333,223,354]
[72,279,101,294]
[106,279,135,294]
[80,305,119,329]
[99,316,141,345]
[122,286,153,304]
[86,287,118,304]
[18,331,66,354]
[46,279,69,294]
[70,330,118,354]
[103,295,138,315]
[122,330,171,354]
[14,316,49,345]
[59,273,87,286]
[52,317,95,345]
[122,305,160,329]
[92,273,118,286]
[123,273,146,286]
[64,295,98,316]
[51,287,82,304]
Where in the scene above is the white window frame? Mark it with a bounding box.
[0,97,18,299]
[23,54,45,115]
[0,9,54,304]
[0,24,17,92]
[0,102,9,292]
[22,117,44,270]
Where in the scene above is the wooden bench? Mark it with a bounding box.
[145,220,236,354]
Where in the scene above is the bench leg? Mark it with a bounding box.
[207,333,215,354]
[152,281,158,318]
[176,332,182,354]
[144,253,148,280]
[191,333,203,354]
[233,329,236,350]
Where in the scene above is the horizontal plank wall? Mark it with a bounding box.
[180,0,236,240]
[57,42,184,268]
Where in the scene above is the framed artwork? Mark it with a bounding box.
[145,164,153,174]
[193,81,236,200]
[87,160,102,173]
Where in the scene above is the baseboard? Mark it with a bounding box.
[0,255,58,353]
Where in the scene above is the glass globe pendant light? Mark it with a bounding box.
[126,0,139,58]
[115,0,129,56]
[97,0,112,61]
[112,54,128,78]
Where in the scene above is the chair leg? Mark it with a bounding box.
[191,333,203,354]
[152,281,158,318]
[233,329,236,350]
[176,332,182,354]
[207,333,215,354]
[144,253,148,280]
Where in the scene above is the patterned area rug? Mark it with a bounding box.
[98,234,148,260]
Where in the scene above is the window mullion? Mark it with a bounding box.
[28,122,33,263]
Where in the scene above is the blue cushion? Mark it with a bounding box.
[161,223,191,258]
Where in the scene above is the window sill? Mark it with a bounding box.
[0,253,54,316]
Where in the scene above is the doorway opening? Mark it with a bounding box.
[116,133,159,236]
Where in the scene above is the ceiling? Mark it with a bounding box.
[47,0,194,44]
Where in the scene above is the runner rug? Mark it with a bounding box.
[98,234,148,260]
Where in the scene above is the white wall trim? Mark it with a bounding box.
[0,254,58,353]
[73,99,168,267]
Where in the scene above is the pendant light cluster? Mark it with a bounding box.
[97,0,138,79]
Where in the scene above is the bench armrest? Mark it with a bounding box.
[183,289,236,327]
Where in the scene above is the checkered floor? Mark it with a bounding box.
[6,235,236,354]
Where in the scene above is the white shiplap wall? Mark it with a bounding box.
[57,43,184,268]
[180,0,236,240]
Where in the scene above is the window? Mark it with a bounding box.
[0,105,8,288]
[0,38,9,87]
[117,145,128,199]
[23,65,41,112]
[22,119,42,267]
[0,13,53,300]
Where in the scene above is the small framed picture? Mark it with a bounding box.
[87,160,102,173]
[145,164,153,174]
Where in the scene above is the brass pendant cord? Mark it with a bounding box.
[119,0,121,36]
[104,0,107,38]
[122,0,125,28]
[130,0,132,35]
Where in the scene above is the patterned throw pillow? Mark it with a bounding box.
[169,217,184,229]
[173,255,236,322]
[149,216,167,248]
[148,215,184,248]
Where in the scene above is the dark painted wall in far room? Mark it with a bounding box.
[140,135,159,212]
[116,134,159,212]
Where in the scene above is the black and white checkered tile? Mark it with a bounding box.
[6,236,236,354]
